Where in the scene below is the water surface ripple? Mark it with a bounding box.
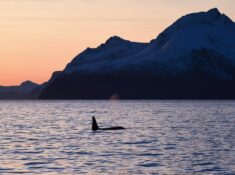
[0,100,234,174]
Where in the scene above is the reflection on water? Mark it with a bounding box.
[0,100,234,174]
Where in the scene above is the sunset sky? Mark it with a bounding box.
[0,0,234,86]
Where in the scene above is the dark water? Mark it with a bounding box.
[0,100,234,174]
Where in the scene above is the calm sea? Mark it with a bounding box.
[0,100,234,175]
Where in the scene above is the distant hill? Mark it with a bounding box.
[0,81,40,99]
[38,8,235,99]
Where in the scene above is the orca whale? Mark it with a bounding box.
[92,116,125,131]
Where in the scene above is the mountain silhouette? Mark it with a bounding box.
[0,81,39,99]
[38,8,235,99]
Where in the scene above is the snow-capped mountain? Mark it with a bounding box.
[63,36,148,75]
[40,8,235,99]
[60,8,235,77]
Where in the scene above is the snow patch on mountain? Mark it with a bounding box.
[64,36,147,74]
[57,8,235,80]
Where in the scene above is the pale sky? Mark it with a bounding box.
[0,0,234,85]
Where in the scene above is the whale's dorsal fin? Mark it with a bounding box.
[92,116,99,131]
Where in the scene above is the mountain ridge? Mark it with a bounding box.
[0,81,40,99]
[32,8,235,99]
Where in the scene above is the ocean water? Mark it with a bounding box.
[0,100,234,175]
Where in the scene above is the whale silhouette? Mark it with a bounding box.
[92,116,125,131]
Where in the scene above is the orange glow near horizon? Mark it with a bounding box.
[0,0,234,86]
